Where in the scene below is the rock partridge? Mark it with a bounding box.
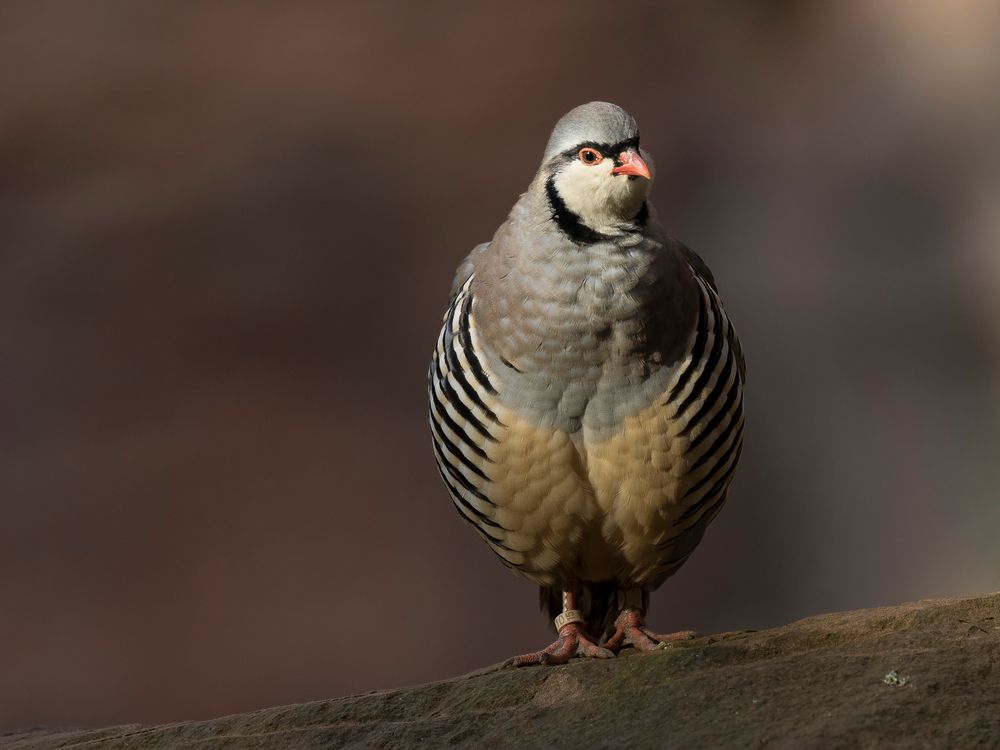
[428,102,745,665]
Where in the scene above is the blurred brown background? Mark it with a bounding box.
[2,0,999,730]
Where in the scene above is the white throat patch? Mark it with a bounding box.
[552,154,652,235]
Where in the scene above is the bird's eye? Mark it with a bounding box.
[578,148,603,165]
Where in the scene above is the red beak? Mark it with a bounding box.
[611,148,651,179]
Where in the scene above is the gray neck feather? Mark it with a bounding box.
[472,188,698,433]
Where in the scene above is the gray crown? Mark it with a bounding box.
[542,101,639,161]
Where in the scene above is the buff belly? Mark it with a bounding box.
[483,398,708,588]
[430,270,743,589]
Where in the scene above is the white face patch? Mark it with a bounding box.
[552,150,653,234]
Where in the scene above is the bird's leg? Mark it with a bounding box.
[603,588,699,652]
[504,586,615,667]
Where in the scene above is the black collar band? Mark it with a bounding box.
[545,177,610,244]
[545,177,648,245]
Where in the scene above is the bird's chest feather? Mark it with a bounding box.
[480,260,736,563]
[438,239,738,584]
[478,242,686,435]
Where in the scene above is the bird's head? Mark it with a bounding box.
[540,101,653,239]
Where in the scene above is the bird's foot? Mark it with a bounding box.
[603,607,698,653]
[504,620,614,667]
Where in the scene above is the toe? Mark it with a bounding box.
[541,635,576,664]
[602,630,626,652]
[629,628,664,652]
[578,640,615,659]
[539,650,573,666]
[504,648,554,668]
[650,629,699,643]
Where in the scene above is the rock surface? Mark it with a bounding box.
[6,593,1000,749]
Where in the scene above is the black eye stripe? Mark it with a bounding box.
[562,136,640,160]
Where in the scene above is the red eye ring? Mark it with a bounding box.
[578,148,603,165]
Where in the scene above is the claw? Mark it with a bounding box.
[505,622,615,667]
[604,607,698,653]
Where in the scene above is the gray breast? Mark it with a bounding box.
[473,235,699,435]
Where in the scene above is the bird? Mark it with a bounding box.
[428,102,745,666]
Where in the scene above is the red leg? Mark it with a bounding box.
[504,621,614,667]
[604,607,698,652]
[504,586,615,667]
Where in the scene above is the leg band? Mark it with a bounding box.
[554,609,584,630]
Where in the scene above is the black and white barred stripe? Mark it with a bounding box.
[654,268,746,570]
[430,268,744,578]
[428,276,520,566]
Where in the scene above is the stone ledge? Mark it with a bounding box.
[6,592,1000,749]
